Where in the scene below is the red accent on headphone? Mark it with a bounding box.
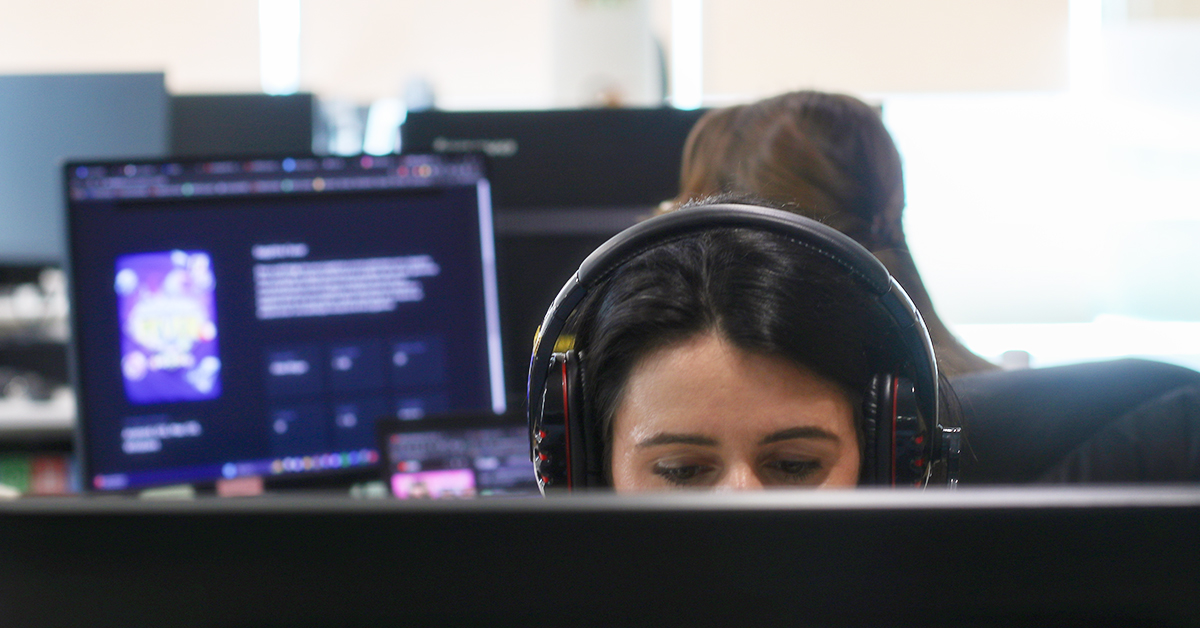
[891,377,900,486]
[561,359,572,488]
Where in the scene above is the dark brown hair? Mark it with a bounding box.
[568,200,910,481]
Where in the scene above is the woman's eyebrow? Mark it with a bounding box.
[636,433,718,448]
[759,426,839,445]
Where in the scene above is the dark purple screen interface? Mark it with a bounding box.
[67,154,504,491]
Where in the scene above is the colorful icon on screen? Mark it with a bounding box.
[115,250,222,404]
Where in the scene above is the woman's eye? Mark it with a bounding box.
[766,459,821,480]
[652,462,713,486]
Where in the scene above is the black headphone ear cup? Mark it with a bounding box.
[533,350,596,492]
[862,374,895,485]
[861,374,880,484]
[563,349,590,488]
[891,376,929,487]
[863,374,939,487]
[533,352,573,492]
[566,350,606,487]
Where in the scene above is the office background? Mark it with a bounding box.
[0,7,1196,622]
[3,0,1196,372]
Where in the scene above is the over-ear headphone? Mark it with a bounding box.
[527,203,960,493]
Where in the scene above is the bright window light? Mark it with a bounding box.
[363,98,406,156]
[259,0,302,95]
[955,319,1200,372]
[670,0,703,109]
[882,0,1200,372]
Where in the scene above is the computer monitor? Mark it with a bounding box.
[0,72,168,266]
[402,108,707,401]
[1,488,1198,626]
[170,93,315,158]
[64,153,505,492]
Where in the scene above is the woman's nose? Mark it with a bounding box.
[715,463,764,491]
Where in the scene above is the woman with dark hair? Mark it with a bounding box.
[665,91,995,377]
[530,199,956,492]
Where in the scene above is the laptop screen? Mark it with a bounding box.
[377,415,537,499]
[65,153,505,491]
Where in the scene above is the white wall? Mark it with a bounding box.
[0,0,1070,105]
[301,0,556,109]
[0,0,261,93]
[702,0,1069,102]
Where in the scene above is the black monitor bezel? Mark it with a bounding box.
[62,152,502,494]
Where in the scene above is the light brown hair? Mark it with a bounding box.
[668,90,998,376]
[673,91,905,253]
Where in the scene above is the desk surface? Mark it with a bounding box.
[3,487,1198,627]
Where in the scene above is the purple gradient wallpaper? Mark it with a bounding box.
[115,250,221,404]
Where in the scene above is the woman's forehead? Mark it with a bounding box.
[626,334,844,399]
[614,333,857,443]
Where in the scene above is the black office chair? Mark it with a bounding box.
[951,358,1200,484]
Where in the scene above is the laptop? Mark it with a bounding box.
[376,412,538,499]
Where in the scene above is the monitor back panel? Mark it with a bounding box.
[1,489,1197,627]
[170,93,315,158]
[402,108,708,398]
[0,72,168,265]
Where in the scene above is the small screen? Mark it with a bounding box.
[380,419,537,499]
[66,154,505,491]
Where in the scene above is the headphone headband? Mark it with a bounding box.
[578,204,893,293]
[529,204,939,443]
